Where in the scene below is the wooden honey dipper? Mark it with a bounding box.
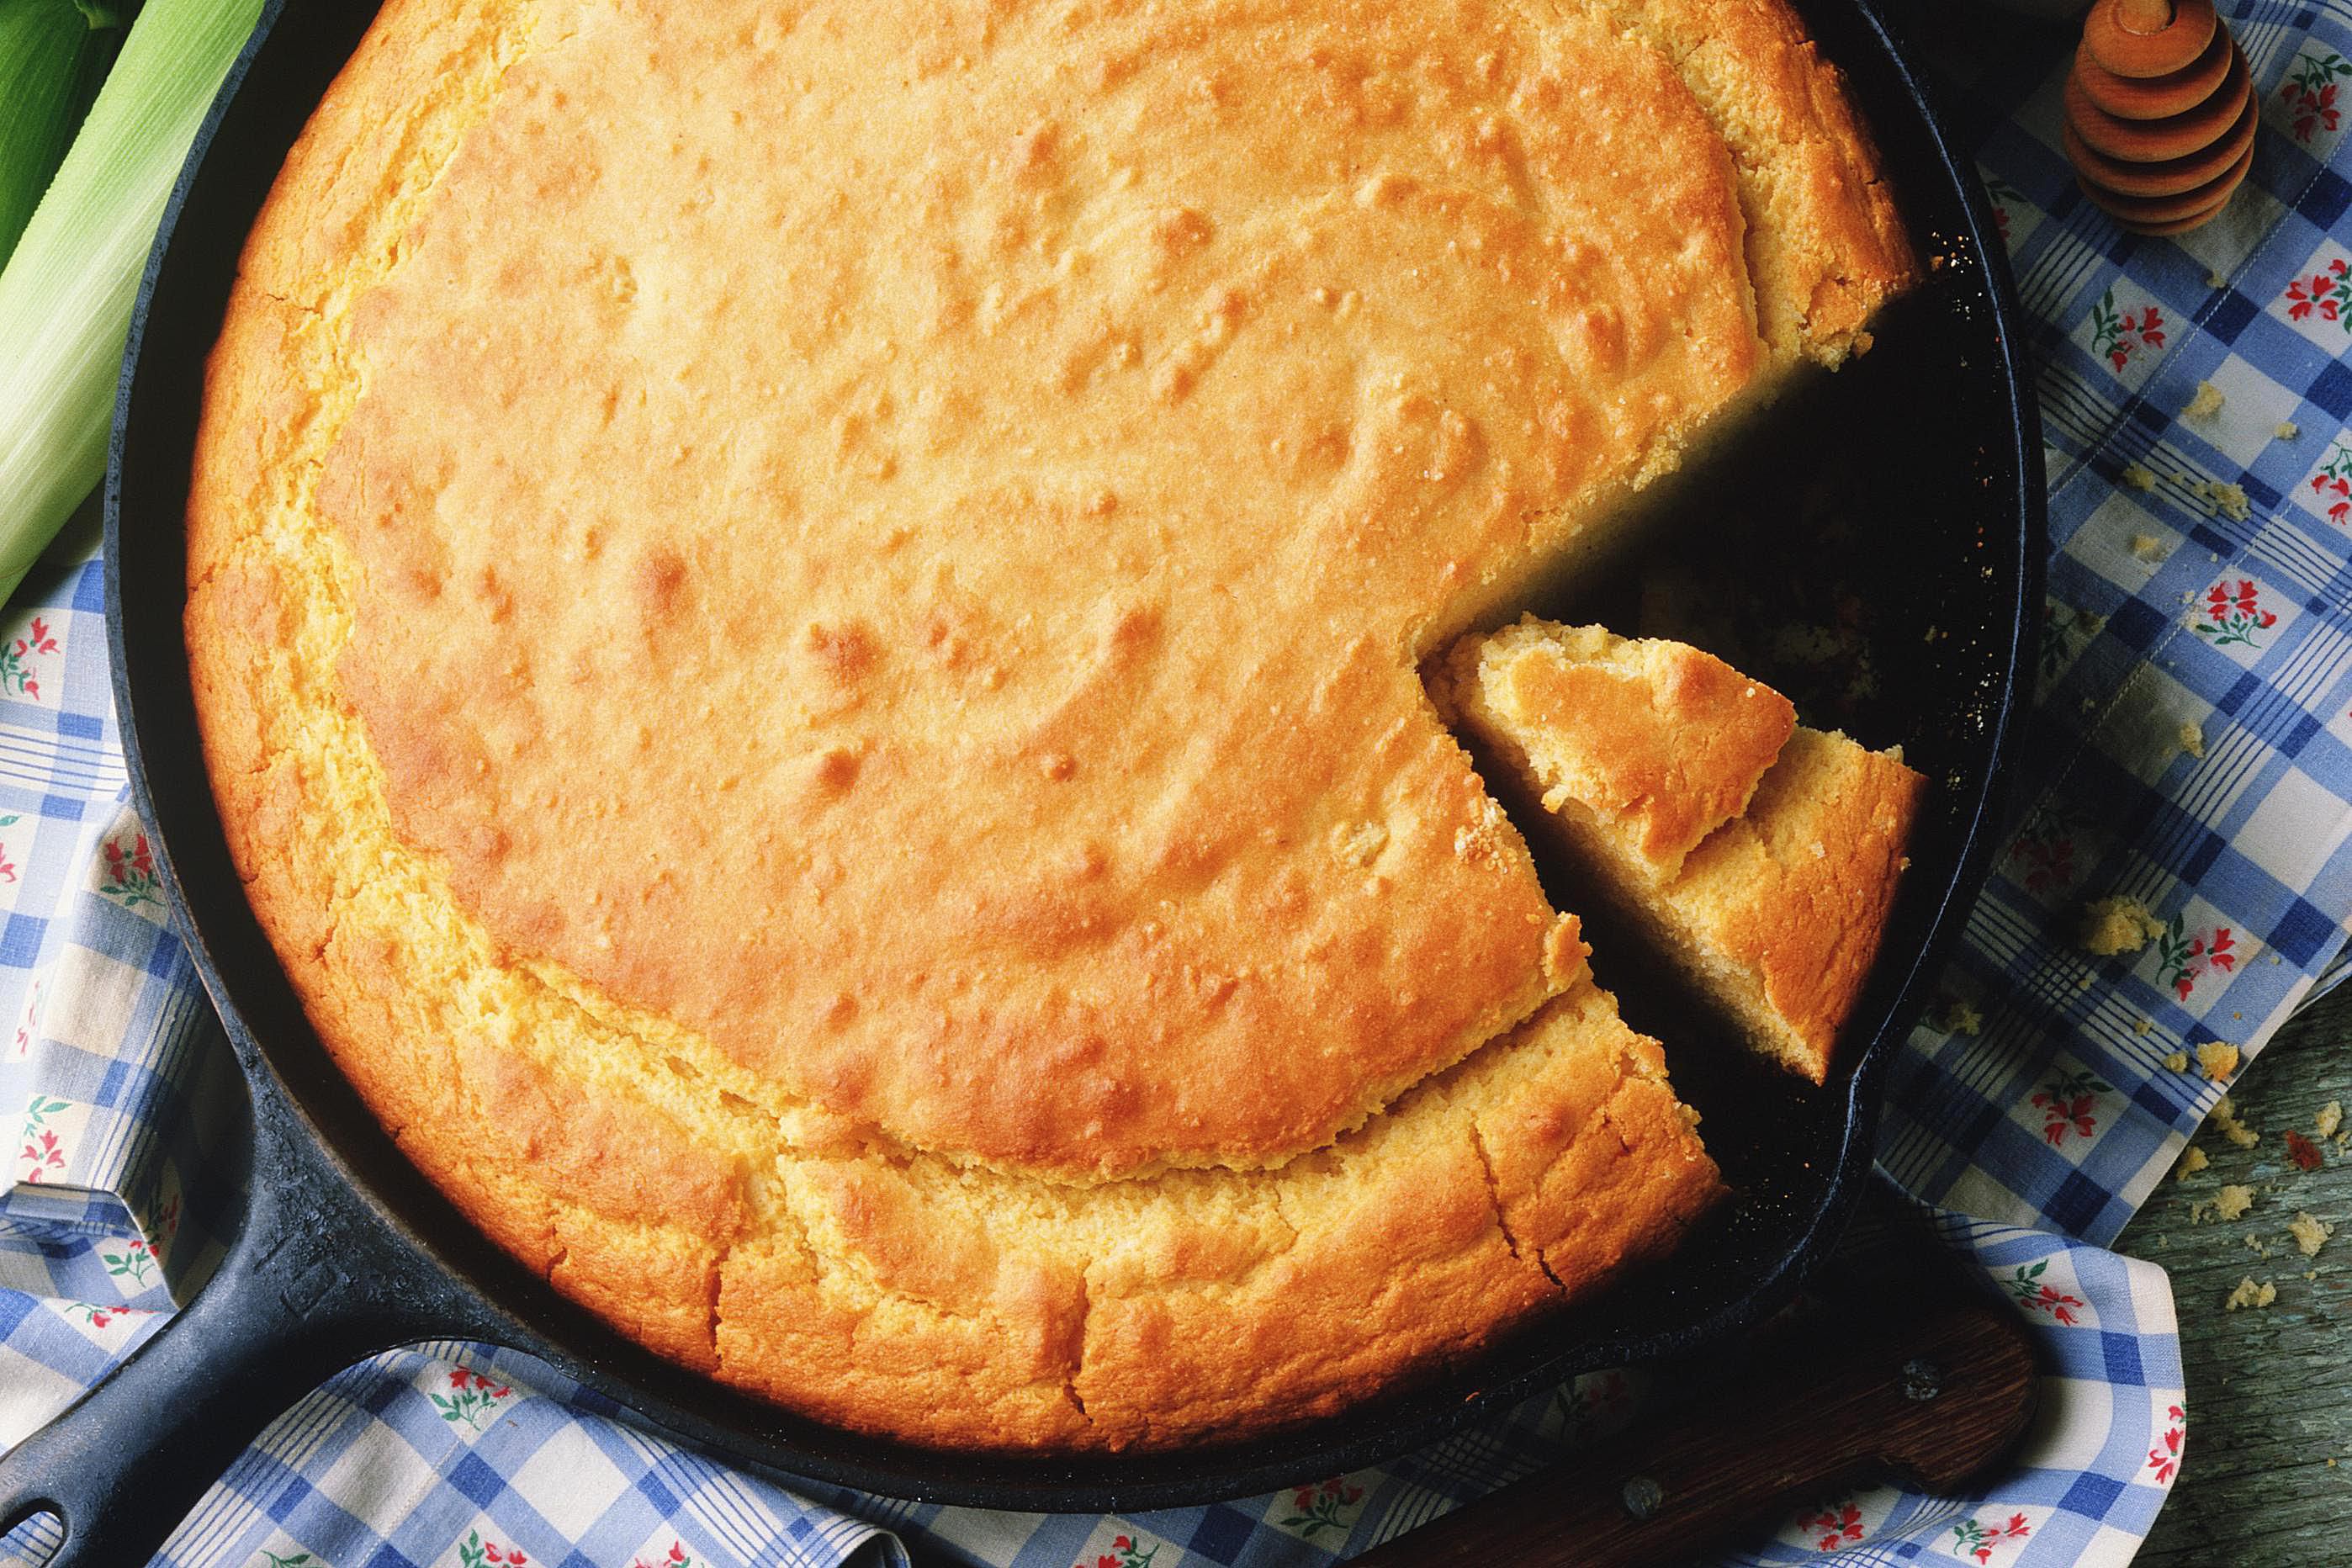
[2063,0,2254,235]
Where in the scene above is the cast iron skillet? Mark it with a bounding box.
[0,0,2042,1559]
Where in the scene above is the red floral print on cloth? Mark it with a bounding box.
[455,1530,527,1568]
[1283,1476,1368,1540]
[2004,1259,2087,1325]
[2089,287,2164,371]
[632,1545,698,1568]
[1982,172,2026,247]
[2283,52,2352,143]
[61,1300,154,1332]
[2154,915,2235,1000]
[1555,1367,1635,1438]
[2006,805,2088,897]
[11,977,38,1060]
[2309,439,2352,526]
[0,813,20,884]
[1952,1512,2032,1563]
[18,1095,67,1181]
[2286,257,2352,326]
[432,1364,516,1430]
[1798,1498,1866,1550]
[100,1235,155,1288]
[98,829,162,911]
[1079,1534,1157,1568]
[2148,1404,2185,1486]
[2196,582,2276,650]
[2031,1069,2111,1146]
[0,617,57,702]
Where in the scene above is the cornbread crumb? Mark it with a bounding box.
[2213,1094,2262,1148]
[2206,268,2227,289]
[2182,381,2225,421]
[2318,1101,2344,1140]
[1331,821,1389,870]
[2290,1210,2333,1258]
[1771,623,1846,665]
[2120,464,2158,493]
[2175,1144,2209,1179]
[2224,1276,2276,1311]
[1934,996,1984,1036]
[2215,1184,2256,1221]
[2178,723,2205,759]
[2199,480,2251,521]
[2075,895,2164,956]
[2277,421,2301,441]
[2196,1041,2240,1082]
[2134,1016,2155,1036]
[2163,1050,2191,1072]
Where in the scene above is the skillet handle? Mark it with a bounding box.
[0,1063,504,1566]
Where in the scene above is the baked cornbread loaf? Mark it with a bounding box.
[185,0,1909,1447]
[1440,619,1928,1083]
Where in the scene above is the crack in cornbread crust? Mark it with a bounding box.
[186,0,1899,1447]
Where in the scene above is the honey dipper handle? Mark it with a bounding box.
[2116,0,2176,34]
[1347,1296,2038,1568]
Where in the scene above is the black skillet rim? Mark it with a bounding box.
[102,0,2046,1512]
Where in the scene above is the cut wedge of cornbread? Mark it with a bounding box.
[1442,617,1926,1083]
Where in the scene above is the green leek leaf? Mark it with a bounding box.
[0,0,124,268]
[0,0,262,608]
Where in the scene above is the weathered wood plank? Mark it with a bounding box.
[2120,984,2352,1565]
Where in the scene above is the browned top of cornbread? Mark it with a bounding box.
[1440,619,1800,875]
[185,0,1900,1447]
[1672,726,1927,1079]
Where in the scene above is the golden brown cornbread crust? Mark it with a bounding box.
[1442,621,1927,1083]
[187,0,1901,1446]
[1436,618,1800,873]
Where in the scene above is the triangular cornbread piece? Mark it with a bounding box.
[1441,617,1926,1083]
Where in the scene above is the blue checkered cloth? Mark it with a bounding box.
[5,4,2352,1564]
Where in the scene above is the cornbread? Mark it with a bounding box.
[2077,894,2166,957]
[185,0,1909,1445]
[1439,620,1926,1083]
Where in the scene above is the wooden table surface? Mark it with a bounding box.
[2118,982,2352,1565]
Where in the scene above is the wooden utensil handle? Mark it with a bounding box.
[1349,1298,2037,1568]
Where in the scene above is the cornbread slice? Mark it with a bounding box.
[185,0,1906,1447]
[1443,619,1926,1083]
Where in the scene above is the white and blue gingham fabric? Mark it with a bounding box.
[6,3,2352,1563]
